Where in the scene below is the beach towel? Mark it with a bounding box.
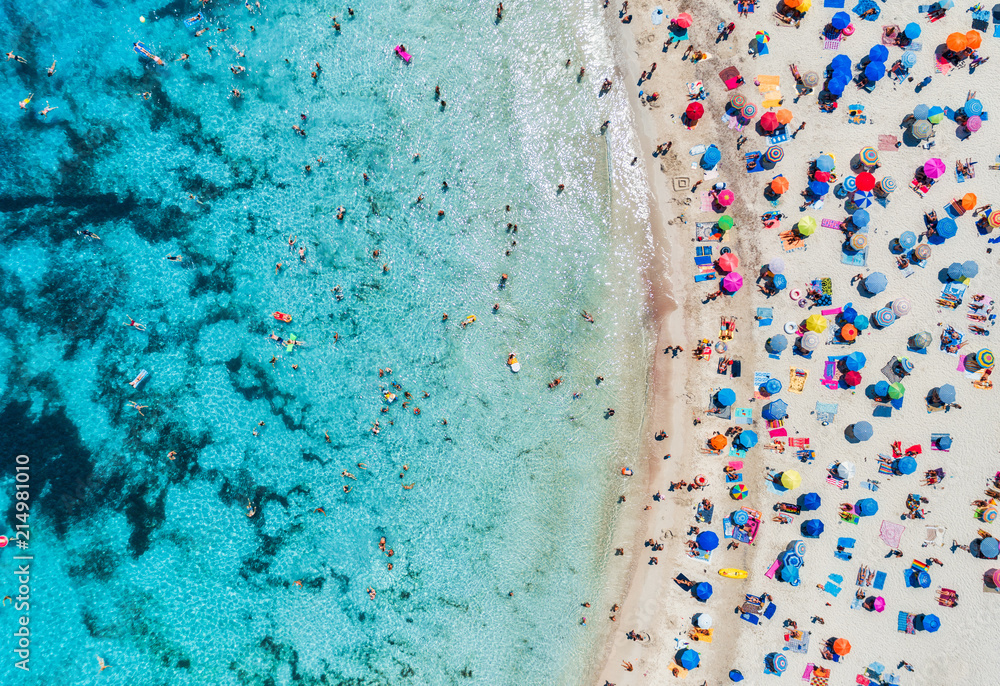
[930,433,951,451]
[824,39,842,51]
[767,132,789,145]
[757,75,781,107]
[873,571,886,589]
[852,0,880,20]
[789,437,809,448]
[700,192,714,211]
[826,475,847,489]
[824,0,845,5]
[879,520,905,548]
[719,66,743,90]
[815,402,838,423]
[651,7,666,24]
[785,629,810,653]
[823,582,842,596]
[779,230,807,252]
[877,134,898,150]
[734,408,752,425]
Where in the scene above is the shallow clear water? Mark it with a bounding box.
[0,1,651,683]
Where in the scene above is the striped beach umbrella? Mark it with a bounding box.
[800,331,820,350]
[766,145,784,163]
[912,120,933,139]
[850,233,868,251]
[783,553,802,568]
[730,93,747,109]
[874,307,896,327]
[913,244,931,261]
[771,654,788,674]
[966,116,982,133]
[802,71,820,87]
[901,51,917,69]
[842,176,857,193]
[878,176,897,193]
[860,147,879,166]
[854,190,873,208]
[978,349,995,368]
[898,231,917,250]
[966,98,984,116]
[989,211,1000,229]
[730,483,748,500]
[892,298,912,317]
[741,103,757,119]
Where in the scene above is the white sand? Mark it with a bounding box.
[593,2,1000,684]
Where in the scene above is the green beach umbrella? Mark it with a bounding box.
[797,216,817,236]
[718,215,734,232]
[887,382,905,399]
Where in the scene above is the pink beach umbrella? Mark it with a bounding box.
[844,370,862,386]
[924,158,947,179]
[674,12,693,28]
[717,189,735,206]
[722,272,744,293]
[719,252,740,272]
[993,569,1000,587]
[873,597,886,613]
[966,116,982,132]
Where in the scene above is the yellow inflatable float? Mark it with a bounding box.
[718,568,748,579]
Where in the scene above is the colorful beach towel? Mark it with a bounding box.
[877,134,898,150]
[879,520,905,548]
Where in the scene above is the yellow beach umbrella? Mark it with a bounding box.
[797,0,812,11]
[806,314,828,333]
[780,470,802,490]
[797,216,817,236]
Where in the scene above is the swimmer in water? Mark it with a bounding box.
[124,317,147,331]
[367,587,376,599]
[343,485,351,493]
[342,470,356,480]
[357,462,368,469]
[77,229,101,240]
[18,93,32,109]
[246,500,256,517]
[39,101,58,117]
[47,58,56,76]
[166,254,183,261]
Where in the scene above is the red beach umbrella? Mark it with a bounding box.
[855,172,876,192]
[761,111,779,132]
[814,171,830,183]
[844,370,862,386]
[686,102,705,120]
[675,13,693,28]
[719,253,740,272]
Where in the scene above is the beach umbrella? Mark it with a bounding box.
[780,564,800,582]
[878,176,897,193]
[781,470,802,490]
[740,103,757,120]
[977,349,995,368]
[888,382,905,399]
[985,508,999,522]
[755,30,770,44]
[927,106,944,124]
[731,510,749,525]
[802,70,820,87]
[827,78,847,96]
[701,145,721,168]
[766,146,784,163]
[729,670,745,682]
[855,498,879,517]
[721,272,743,293]
[965,98,984,116]
[802,519,824,537]
[715,216,733,235]
[776,109,793,125]
[967,30,983,49]
[697,531,720,551]
[717,189,735,206]
[709,434,728,450]
[937,384,956,404]
[854,190,873,208]
[716,388,737,406]
[852,209,870,227]
[842,176,857,193]
[797,216,817,235]
[966,116,982,133]
[674,12,693,28]
[816,154,835,172]
[860,146,879,166]
[869,45,889,63]
[901,51,917,69]
[920,614,941,632]
[936,217,957,239]
[813,171,831,183]
[686,102,705,120]
[694,582,713,600]
[962,260,978,278]
[894,456,917,475]
[792,540,806,556]
[677,648,700,670]
[981,537,1000,559]
[695,613,712,629]
[892,297,912,317]
[990,210,1000,229]
[913,570,931,588]
[770,175,789,194]
[760,111,778,132]
[768,257,785,274]
[833,638,851,656]
[898,231,917,250]
[924,158,946,178]
[873,307,895,327]
[737,430,758,449]
[899,358,914,374]
[873,596,886,612]
[855,172,876,191]
[844,351,866,371]
[830,54,852,71]
[730,483,748,499]
[904,22,921,39]
[849,234,867,251]
[809,180,830,196]
[764,378,782,395]
[913,104,930,120]
[852,420,873,441]
[837,461,856,479]
[912,120,933,139]
[947,262,965,280]
[937,435,951,450]
[864,272,887,294]
[770,653,788,675]
[772,274,787,291]
[874,380,890,397]
[946,32,967,52]
[841,306,857,322]
[913,243,931,261]
[831,11,850,29]
[841,324,857,341]
[864,62,886,82]
[799,332,820,351]
[762,399,788,420]
[768,334,788,353]
[800,492,821,511]
[806,314,828,333]
[843,370,862,386]
[730,93,747,109]
[911,331,932,349]
[718,252,739,272]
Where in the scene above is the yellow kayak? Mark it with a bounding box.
[718,568,748,579]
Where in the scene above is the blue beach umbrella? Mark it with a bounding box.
[702,145,722,169]
[772,274,787,291]
[894,456,917,475]
[864,272,887,294]
[855,498,879,516]
[904,22,921,39]
[762,399,788,420]
[899,231,917,250]
[832,11,851,30]
[729,670,745,682]
[802,519,825,537]
[901,51,917,69]
[827,78,847,96]
[980,537,1000,559]
[816,154,835,172]
[716,388,737,406]
[947,262,965,280]
[854,190,873,208]
[965,99,983,116]
[919,613,940,632]
[731,509,750,525]
[768,334,788,352]
[865,62,886,82]
[841,306,858,323]
[779,565,800,582]
[937,435,952,450]
[697,531,720,551]
[678,649,700,670]
[764,378,783,395]
[936,217,957,239]
[842,176,857,192]
[831,54,852,71]
[737,430,758,449]
[962,260,979,278]
[913,104,930,120]
[694,582,713,600]
[844,351,867,371]
[874,380,890,397]
[852,420,873,441]
[869,44,889,63]
[810,180,830,196]
[936,384,956,403]
[800,492,822,511]
[852,209,870,227]
[914,570,931,588]
[928,105,944,123]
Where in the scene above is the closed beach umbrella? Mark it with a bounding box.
[694,582,713,600]
[912,120,933,139]
[833,638,851,656]
[772,274,787,291]
[920,614,941,632]
[854,314,869,330]
[766,146,784,163]
[768,334,788,352]
[719,252,740,272]
[913,243,931,261]
[864,62,885,82]
[802,70,820,87]
[937,384,956,403]
[686,102,705,120]
[855,498,879,516]
[946,32,967,52]
[892,298,912,317]
[841,324,857,341]
[966,116,982,132]
[873,596,886,612]
[888,382,905,399]
[855,172,876,191]
[843,370,861,386]
[962,260,979,278]
[678,648,700,670]
[770,175,789,194]
[864,272,887,294]
[781,470,802,490]
[721,272,743,293]
[913,104,930,120]
[797,216,817,235]
[832,11,850,29]
[936,217,957,239]
[965,98,984,116]
[764,378,782,395]
[800,492,821,511]
[716,388,737,406]
[737,430,758,449]
[717,189,735,206]
[730,483,748,499]
[674,12,693,28]
[852,420,873,441]
[768,257,786,274]
[904,22,921,39]
[816,154,835,172]
[898,231,917,250]
[874,307,895,327]
[967,30,983,49]
[874,380,889,397]
[761,111,779,131]
[800,331,820,351]
[977,349,995,368]
[911,331,932,349]
[842,175,857,193]
[844,351,866,371]
[894,456,917,475]
[927,106,944,124]
[709,434,728,450]
[730,93,747,109]
[718,215,734,232]
[809,180,830,196]
[697,531,720,551]
[802,519,824,537]
[860,146,879,166]
[849,234,867,251]
[924,158,947,179]
[837,461,856,479]
[806,314,828,333]
[740,103,757,119]
[878,176,897,193]
[901,51,917,69]
[762,398,788,420]
[980,537,1000,559]
[854,190,873,208]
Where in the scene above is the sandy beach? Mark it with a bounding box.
[594,1,1000,684]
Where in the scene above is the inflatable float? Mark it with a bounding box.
[285,334,297,352]
[129,369,149,389]
[718,568,748,579]
[184,12,203,26]
[384,392,397,403]
[273,311,292,323]
[132,41,165,66]
[621,467,633,476]
[507,354,520,373]
[394,45,412,63]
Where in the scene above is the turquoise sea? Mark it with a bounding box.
[0,0,653,683]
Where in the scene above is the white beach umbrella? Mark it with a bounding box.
[695,613,713,628]
[837,462,856,480]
